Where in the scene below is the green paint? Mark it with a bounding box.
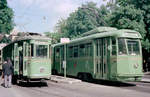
[52,27,143,82]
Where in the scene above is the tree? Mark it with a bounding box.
[108,5,146,37]
[44,32,66,44]
[0,35,11,43]
[116,0,150,51]
[0,0,14,34]
[55,2,109,39]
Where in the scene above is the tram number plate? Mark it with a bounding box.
[40,68,45,73]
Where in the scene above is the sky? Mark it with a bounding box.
[7,0,107,33]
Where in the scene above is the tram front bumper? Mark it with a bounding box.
[28,74,51,79]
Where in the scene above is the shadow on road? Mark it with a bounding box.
[84,79,136,87]
[17,81,48,87]
[52,74,136,87]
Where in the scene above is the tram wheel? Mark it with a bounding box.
[77,73,83,80]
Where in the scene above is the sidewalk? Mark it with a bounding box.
[141,72,150,82]
[141,78,150,82]
[50,75,81,84]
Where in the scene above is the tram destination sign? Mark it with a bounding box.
[60,38,70,43]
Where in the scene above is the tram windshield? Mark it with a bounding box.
[36,45,48,57]
[118,38,127,55]
[127,40,140,55]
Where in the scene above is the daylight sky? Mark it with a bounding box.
[7,0,107,33]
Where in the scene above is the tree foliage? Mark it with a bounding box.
[56,2,109,38]
[48,0,150,52]
[0,35,11,43]
[114,0,150,51]
[108,5,146,37]
[0,0,14,34]
[44,32,66,44]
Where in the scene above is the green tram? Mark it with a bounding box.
[52,27,143,82]
[3,35,51,83]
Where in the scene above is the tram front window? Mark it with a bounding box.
[127,40,140,55]
[118,38,127,55]
[36,45,48,57]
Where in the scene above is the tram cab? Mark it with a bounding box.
[109,30,143,81]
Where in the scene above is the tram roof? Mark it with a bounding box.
[53,28,142,47]
[15,35,51,41]
[81,27,117,36]
[4,35,51,48]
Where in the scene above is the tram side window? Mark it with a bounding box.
[111,37,116,55]
[79,44,85,57]
[86,43,92,56]
[74,46,78,58]
[55,48,60,58]
[24,43,27,57]
[61,46,64,60]
[36,45,48,57]
[68,46,73,58]
[31,44,34,57]
[96,41,98,56]
[118,38,127,55]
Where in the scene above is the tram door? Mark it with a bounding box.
[23,42,28,76]
[60,46,64,73]
[95,38,108,79]
[19,45,23,75]
[55,46,64,74]
[14,43,19,75]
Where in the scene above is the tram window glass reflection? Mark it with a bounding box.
[127,41,140,55]
[118,38,127,55]
[36,45,48,57]
[111,37,116,55]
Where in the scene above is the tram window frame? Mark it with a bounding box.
[24,43,27,57]
[79,44,85,57]
[86,43,92,57]
[96,41,98,56]
[118,38,127,55]
[31,44,34,57]
[61,46,64,60]
[68,46,73,58]
[36,45,48,58]
[73,46,78,58]
[127,40,140,55]
[55,48,60,58]
[49,45,51,58]
[111,37,117,55]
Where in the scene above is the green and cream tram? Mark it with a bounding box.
[3,35,51,83]
[52,27,143,82]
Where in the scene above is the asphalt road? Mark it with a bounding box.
[0,79,150,97]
